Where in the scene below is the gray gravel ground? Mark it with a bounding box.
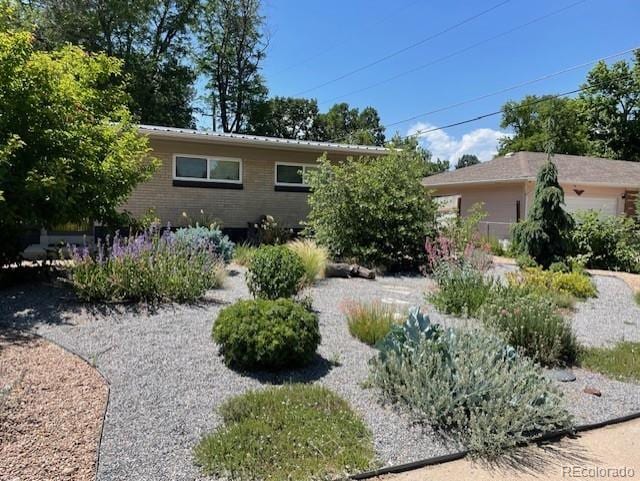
[570,275,640,347]
[0,267,639,480]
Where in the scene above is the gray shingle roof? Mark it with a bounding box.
[138,124,388,155]
[422,151,640,188]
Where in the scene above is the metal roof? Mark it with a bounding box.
[138,124,388,155]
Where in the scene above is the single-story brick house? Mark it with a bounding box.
[122,125,388,237]
[422,151,640,240]
[22,125,387,258]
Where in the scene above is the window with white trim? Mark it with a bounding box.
[275,163,318,186]
[174,155,242,183]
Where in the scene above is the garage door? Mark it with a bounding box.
[564,196,618,217]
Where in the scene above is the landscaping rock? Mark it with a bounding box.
[584,387,602,397]
[549,368,577,382]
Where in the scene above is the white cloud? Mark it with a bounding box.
[407,122,509,165]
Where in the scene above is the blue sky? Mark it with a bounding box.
[206,0,640,162]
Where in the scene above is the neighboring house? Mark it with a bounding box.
[422,151,640,240]
[122,125,388,237]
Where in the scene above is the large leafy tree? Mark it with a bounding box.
[580,51,640,161]
[16,0,198,128]
[198,0,267,133]
[317,103,386,146]
[247,96,322,139]
[0,24,157,264]
[455,154,480,169]
[511,123,574,268]
[498,96,590,156]
[386,133,449,176]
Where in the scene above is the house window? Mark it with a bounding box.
[174,155,242,184]
[275,163,318,187]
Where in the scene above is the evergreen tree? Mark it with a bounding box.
[511,121,574,268]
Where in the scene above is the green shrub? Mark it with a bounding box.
[174,225,234,263]
[480,286,578,366]
[429,262,494,316]
[305,152,437,270]
[579,342,640,381]
[287,239,328,286]
[232,242,256,266]
[68,228,225,303]
[194,384,375,481]
[511,160,574,268]
[508,267,597,299]
[369,308,572,458]
[571,211,640,273]
[516,254,538,269]
[212,298,320,370]
[245,245,305,299]
[484,236,505,256]
[342,300,400,346]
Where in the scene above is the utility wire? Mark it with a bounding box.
[292,0,512,96]
[327,46,637,143]
[273,0,423,76]
[384,46,638,131]
[319,0,589,106]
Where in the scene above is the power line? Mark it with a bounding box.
[272,0,423,76]
[319,0,589,106]
[327,45,637,143]
[400,85,594,141]
[383,46,638,131]
[292,0,512,97]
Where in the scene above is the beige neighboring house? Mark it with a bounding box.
[122,125,388,237]
[422,151,640,240]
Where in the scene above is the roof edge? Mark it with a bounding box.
[138,124,388,155]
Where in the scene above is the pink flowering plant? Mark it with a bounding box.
[68,224,226,302]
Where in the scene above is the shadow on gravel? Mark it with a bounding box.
[237,353,337,384]
[0,278,231,332]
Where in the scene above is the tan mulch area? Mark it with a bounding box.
[0,332,108,481]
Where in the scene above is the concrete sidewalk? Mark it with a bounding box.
[377,418,640,481]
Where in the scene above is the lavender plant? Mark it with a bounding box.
[68,225,225,302]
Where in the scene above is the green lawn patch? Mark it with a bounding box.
[194,384,375,481]
[635,291,640,306]
[579,342,640,382]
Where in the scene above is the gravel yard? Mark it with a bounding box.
[570,275,640,347]
[0,267,638,480]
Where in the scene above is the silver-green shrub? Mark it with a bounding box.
[369,308,573,458]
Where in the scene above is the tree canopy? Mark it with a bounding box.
[0,24,156,264]
[499,51,640,161]
[198,0,267,133]
[455,154,480,169]
[386,133,449,176]
[580,51,640,161]
[498,96,590,156]
[22,0,199,128]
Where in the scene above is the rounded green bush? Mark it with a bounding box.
[212,298,320,370]
[245,245,305,299]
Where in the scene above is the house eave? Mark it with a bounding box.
[138,125,388,156]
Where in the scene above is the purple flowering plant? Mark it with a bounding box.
[68,223,226,302]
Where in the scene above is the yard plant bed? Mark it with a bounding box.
[1,268,639,480]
